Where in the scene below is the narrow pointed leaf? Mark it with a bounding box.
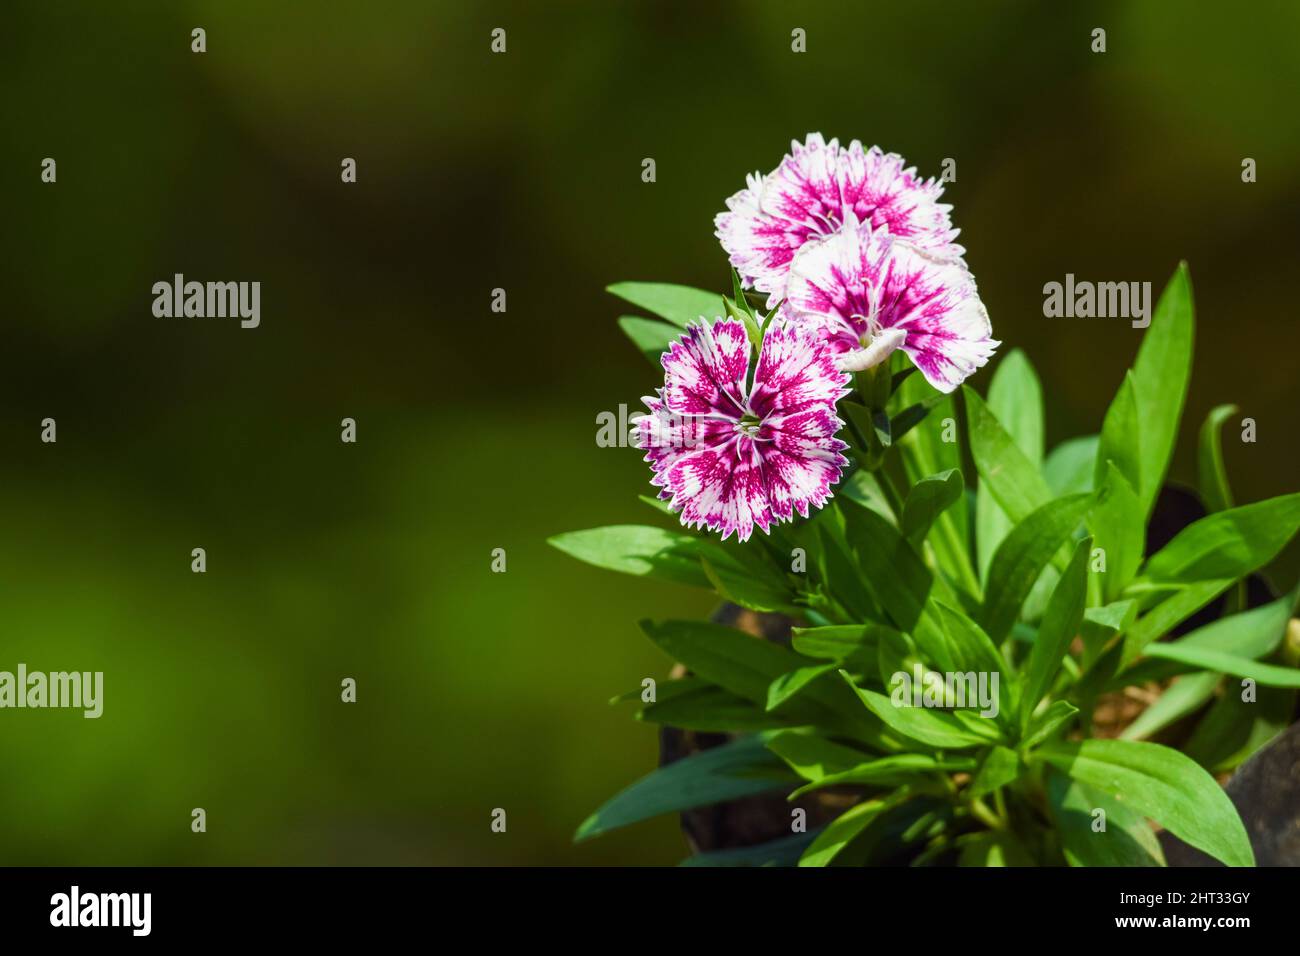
[981,494,1092,642]
[1044,435,1099,497]
[1197,404,1238,513]
[1036,738,1252,867]
[965,386,1051,525]
[766,664,839,711]
[617,316,682,364]
[549,525,708,588]
[1021,538,1092,728]
[575,733,793,841]
[1020,700,1079,751]
[791,624,883,663]
[1143,493,1300,585]
[1121,579,1234,666]
[968,745,1022,798]
[798,791,911,867]
[1090,461,1143,600]
[1142,644,1300,687]
[902,469,964,547]
[1119,672,1220,741]
[1095,371,1142,499]
[641,620,885,743]
[682,831,819,867]
[842,675,1002,750]
[765,730,872,781]
[1047,771,1166,866]
[607,281,722,328]
[1130,264,1194,517]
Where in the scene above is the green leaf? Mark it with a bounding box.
[840,471,897,523]
[957,831,1034,867]
[1130,263,1195,518]
[1197,404,1238,513]
[838,498,935,636]
[1142,644,1300,687]
[1036,738,1253,866]
[1090,461,1143,600]
[548,525,708,589]
[1121,579,1233,667]
[575,733,794,841]
[981,494,1093,642]
[638,493,674,515]
[724,295,762,349]
[894,375,976,596]
[617,316,681,364]
[932,602,1009,675]
[1094,371,1142,499]
[642,620,885,743]
[1080,599,1137,669]
[877,626,921,687]
[798,790,912,867]
[698,543,794,613]
[790,754,977,797]
[681,831,819,867]
[1044,435,1099,497]
[1184,680,1295,772]
[1142,493,1300,584]
[638,679,788,733]
[985,349,1045,462]
[808,520,881,622]
[965,386,1051,525]
[1119,672,1220,741]
[843,676,1002,750]
[1082,600,1136,640]
[1020,700,1079,751]
[766,664,839,711]
[1047,771,1166,866]
[1020,538,1092,729]
[790,624,882,663]
[842,401,891,472]
[730,268,754,317]
[890,396,945,444]
[765,730,872,781]
[968,745,1022,798]
[827,795,953,866]
[928,603,1014,725]
[976,350,1044,580]
[902,469,964,547]
[1177,583,1300,658]
[607,281,722,328]
[640,619,809,706]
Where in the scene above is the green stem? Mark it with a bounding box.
[969,797,1005,832]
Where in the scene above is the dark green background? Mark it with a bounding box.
[2,1,1297,864]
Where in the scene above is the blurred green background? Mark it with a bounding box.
[2,1,1297,865]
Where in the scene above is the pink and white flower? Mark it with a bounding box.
[715,134,962,306]
[785,217,998,393]
[634,318,850,542]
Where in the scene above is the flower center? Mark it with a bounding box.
[736,413,763,438]
[850,309,886,348]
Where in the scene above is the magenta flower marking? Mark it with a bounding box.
[715,134,962,306]
[634,318,850,542]
[785,217,999,393]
